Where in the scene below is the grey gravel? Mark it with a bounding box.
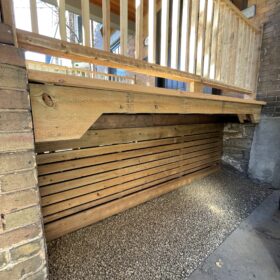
[47,169,272,280]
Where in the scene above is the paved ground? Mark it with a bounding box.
[47,169,273,280]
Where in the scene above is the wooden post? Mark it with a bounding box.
[120,0,128,55]
[189,81,204,93]
[135,0,143,59]
[102,0,110,51]
[160,0,169,66]
[30,0,39,33]
[148,0,156,63]
[57,0,67,41]
[170,0,180,69]
[81,0,91,47]
[180,0,190,71]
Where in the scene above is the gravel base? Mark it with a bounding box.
[47,169,272,280]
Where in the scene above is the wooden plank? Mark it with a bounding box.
[135,0,143,59]
[196,0,207,76]
[57,0,67,41]
[215,3,224,81]
[148,0,156,63]
[38,137,221,176]
[235,19,244,88]
[203,0,214,77]
[30,0,39,33]
[160,0,169,67]
[28,78,263,142]
[42,156,220,214]
[44,165,219,240]
[42,162,217,223]
[40,153,221,209]
[180,0,191,71]
[39,147,221,198]
[82,0,91,47]
[120,0,128,55]
[170,0,180,69]
[209,0,220,79]
[102,0,110,50]
[36,131,222,163]
[189,0,199,74]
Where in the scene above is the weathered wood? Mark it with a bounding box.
[30,0,39,33]
[29,81,263,142]
[102,0,110,50]
[44,165,219,240]
[135,0,143,59]
[0,45,25,67]
[170,0,180,69]
[148,0,156,63]
[120,0,128,55]
[160,0,169,67]
[82,0,91,47]
[180,0,190,71]
[0,23,14,44]
[0,64,27,90]
[57,0,67,41]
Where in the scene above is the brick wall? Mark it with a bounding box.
[0,40,48,279]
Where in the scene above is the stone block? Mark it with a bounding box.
[0,89,30,109]
[0,132,34,153]
[0,251,9,269]
[0,111,32,132]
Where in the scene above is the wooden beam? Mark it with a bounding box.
[148,0,156,63]
[82,0,91,47]
[189,81,204,93]
[57,0,66,41]
[135,0,143,59]
[102,0,110,50]
[28,75,264,142]
[30,0,39,33]
[170,0,180,69]
[120,0,128,55]
[160,0,169,67]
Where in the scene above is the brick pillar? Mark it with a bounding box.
[0,24,48,280]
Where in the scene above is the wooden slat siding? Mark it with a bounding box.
[180,0,191,71]
[196,0,207,76]
[44,166,219,240]
[120,0,128,55]
[148,0,156,63]
[43,162,217,224]
[189,0,199,74]
[160,0,169,67]
[135,0,143,59]
[102,0,110,51]
[214,2,224,81]
[235,19,244,88]
[203,0,214,77]
[36,131,222,164]
[57,0,67,41]
[81,0,91,47]
[38,137,221,177]
[241,25,250,89]
[220,6,231,83]
[170,0,180,69]
[209,0,220,80]
[39,146,222,196]
[228,13,239,86]
[41,153,221,210]
[35,123,223,152]
[30,0,39,33]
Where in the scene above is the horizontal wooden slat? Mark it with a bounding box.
[42,155,220,215]
[36,123,223,153]
[44,165,219,240]
[36,131,222,164]
[39,140,221,187]
[38,137,221,175]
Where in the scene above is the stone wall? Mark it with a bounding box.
[0,24,48,279]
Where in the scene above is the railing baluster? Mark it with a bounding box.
[102,0,110,51]
[57,0,66,41]
[160,0,169,67]
[196,0,207,76]
[135,0,143,59]
[120,0,128,55]
[30,0,39,33]
[203,0,214,77]
[81,0,91,47]
[189,0,199,74]
[170,0,180,69]
[148,0,156,63]
[209,0,220,80]
[180,0,191,71]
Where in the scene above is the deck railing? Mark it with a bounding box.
[10,0,261,97]
[26,60,136,84]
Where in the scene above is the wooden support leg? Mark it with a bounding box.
[248,113,260,124]
[189,81,204,93]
